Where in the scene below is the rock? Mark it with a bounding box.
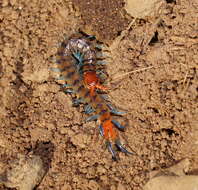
[143,159,198,190]
[144,176,198,190]
[0,154,46,190]
[125,0,165,18]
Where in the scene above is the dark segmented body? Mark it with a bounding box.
[54,33,133,160]
[56,36,112,125]
[65,33,107,96]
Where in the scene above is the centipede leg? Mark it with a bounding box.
[98,125,104,136]
[62,33,68,40]
[62,84,71,88]
[73,51,84,64]
[55,75,66,80]
[48,56,57,63]
[85,35,95,40]
[64,89,74,94]
[96,52,104,59]
[96,52,111,60]
[115,139,135,155]
[107,104,126,115]
[50,67,61,72]
[72,98,84,106]
[61,84,74,94]
[96,70,108,82]
[100,94,109,101]
[106,141,117,161]
[112,120,125,131]
[84,105,95,114]
[86,114,99,122]
[95,44,103,50]
[96,61,108,65]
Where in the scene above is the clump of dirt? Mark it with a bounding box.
[0,0,197,189]
[71,0,129,44]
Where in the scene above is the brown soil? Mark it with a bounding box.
[0,0,197,190]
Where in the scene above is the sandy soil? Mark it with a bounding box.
[0,0,197,189]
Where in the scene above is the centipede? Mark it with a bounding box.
[51,32,133,160]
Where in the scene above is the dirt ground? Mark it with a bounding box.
[0,0,197,189]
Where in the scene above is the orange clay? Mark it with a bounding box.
[84,71,108,97]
